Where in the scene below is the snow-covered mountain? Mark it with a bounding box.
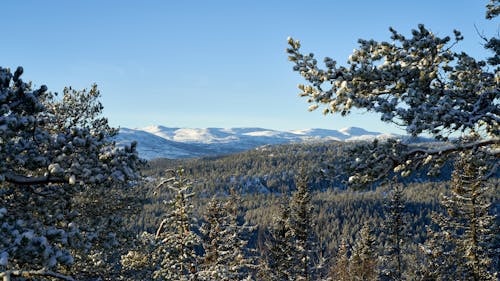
[115,126,394,160]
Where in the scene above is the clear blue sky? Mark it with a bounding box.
[2,1,495,133]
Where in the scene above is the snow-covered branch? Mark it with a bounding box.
[4,173,66,186]
[1,66,143,276]
[288,17,499,187]
[342,137,499,187]
[407,138,500,157]
[287,25,499,140]
[0,269,75,281]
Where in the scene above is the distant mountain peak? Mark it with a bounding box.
[339,126,378,136]
[116,125,395,160]
[140,124,175,131]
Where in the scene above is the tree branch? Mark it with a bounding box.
[0,269,74,281]
[407,138,500,157]
[155,218,168,240]
[4,173,66,186]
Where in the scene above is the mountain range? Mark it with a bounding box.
[115,125,395,159]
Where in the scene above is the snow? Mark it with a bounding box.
[243,130,281,137]
[116,126,396,160]
[339,126,379,136]
[0,251,7,266]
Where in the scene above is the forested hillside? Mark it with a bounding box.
[145,140,456,195]
[125,147,500,280]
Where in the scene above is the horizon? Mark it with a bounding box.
[125,124,386,134]
[117,123,397,160]
[3,1,495,134]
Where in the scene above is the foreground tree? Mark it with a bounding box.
[422,151,499,280]
[349,222,378,281]
[260,174,315,281]
[198,192,255,280]
[329,237,351,281]
[287,1,499,187]
[152,169,201,281]
[289,174,315,281]
[380,184,408,280]
[260,198,295,281]
[0,67,142,280]
[0,68,140,188]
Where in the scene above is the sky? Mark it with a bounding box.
[2,1,496,134]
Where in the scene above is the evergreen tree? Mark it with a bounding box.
[261,174,316,281]
[198,192,255,280]
[152,169,201,281]
[120,231,158,280]
[350,222,378,281]
[289,174,315,281]
[420,222,456,281]
[262,198,295,281]
[423,151,499,280]
[199,198,227,280]
[330,237,351,281]
[0,67,141,280]
[287,1,499,188]
[380,184,407,280]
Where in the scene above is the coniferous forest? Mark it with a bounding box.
[1,1,499,280]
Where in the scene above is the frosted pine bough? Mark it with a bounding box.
[287,20,499,187]
[0,66,142,280]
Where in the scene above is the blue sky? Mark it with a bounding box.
[2,1,495,133]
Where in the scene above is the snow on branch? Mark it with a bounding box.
[287,25,499,140]
[407,138,500,157]
[342,137,499,187]
[0,269,74,281]
[4,173,66,186]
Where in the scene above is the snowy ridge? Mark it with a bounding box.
[116,126,395,160]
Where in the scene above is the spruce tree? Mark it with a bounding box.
[380,184,407,280]
[262,174,316,281]
[423,151,499,280]
[263,198,295,281]
[199,198,227,280]
[152,169,201,281]
[198,192,255,280]
[330,237,351,281]
[289,174,315,281]
[350,222,378,281]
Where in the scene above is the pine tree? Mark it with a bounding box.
[423,151,499,280]
[350,222,378,281]
[152,169,201,281]
[287,1,499,188]
[198,192,255,280]
[0,67,141,280]
[330,237,351,281]
[263,198,295,281]
[380,184,407,280]
[289,174,315,281]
